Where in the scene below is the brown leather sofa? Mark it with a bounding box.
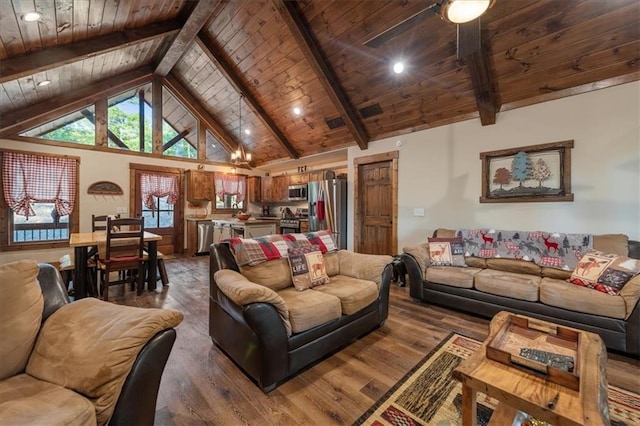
[401,230,640,357]
[0,261,182,425]
[209,242,393,392]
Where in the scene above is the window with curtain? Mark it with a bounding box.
[1,150,79,246]
[214,173,246,210]
[140,173,179,228]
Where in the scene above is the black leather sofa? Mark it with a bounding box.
[209,242,393,392]
[402,240,640,357]
[37,263,178,425]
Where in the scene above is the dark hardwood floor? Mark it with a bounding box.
[113,255,640,425]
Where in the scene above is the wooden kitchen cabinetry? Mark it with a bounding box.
[261,176,273,202]
[308,171,325,182]
[289,173,309,185]
[300,220,309,233]
[186,170,213,202]
[247,176,261,203]
[261,175,289,202]
[272,175,289,201]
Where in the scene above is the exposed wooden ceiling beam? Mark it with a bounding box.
[154,0,221,77]
[457,19,499,125]
[0,67,153,138]
[273,0,369,150]
[195,35,300,159]
[163,74,238,155]
[0,20,181,84]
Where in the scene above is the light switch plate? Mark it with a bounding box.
[413,208,425,217]
[116,206,128,214]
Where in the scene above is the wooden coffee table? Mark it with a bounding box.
[453,311,609,426]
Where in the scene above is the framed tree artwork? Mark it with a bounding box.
[479,140,574,203]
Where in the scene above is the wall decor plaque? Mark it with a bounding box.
[480,140,574,203]
[87,181,123,195]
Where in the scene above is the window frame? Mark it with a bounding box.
[212,172,247,213]
[0,149,80,251]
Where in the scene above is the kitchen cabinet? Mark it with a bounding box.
[272,175,289,202]
[244,223,276,238]
[213,222,232,244]
[300,220,309,233]
[289,173,308,185]
[186,170,213,202]
[261,176,273,202]
[260,175,288,202]
[247,176,261,203]
[308,171,324,182]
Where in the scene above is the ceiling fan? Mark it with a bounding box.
[363,0,496,52]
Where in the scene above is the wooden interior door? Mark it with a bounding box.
[130,164,184,255]
[354,151,398,255]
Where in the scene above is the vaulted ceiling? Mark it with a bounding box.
[1,0,638,167]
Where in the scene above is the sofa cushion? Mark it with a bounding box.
[427,237,466,267]
[619,274,640,319]
[288,245,330,291]
[0,374,96,425]
[486,258,542,275]
[338,251,392,287]
[312,275,378,315]
[434,228,456,238]
[214,269,292,336]
[465,256,486,268]
[474,269,541,302]
[239,258,293,291]
[568,250,640,295]
[541,267,572,280]
[277,287,342,334]
[593,234,628,256]
[540,277,627,319]
[0,260,44,381]
[26,298,183,425]
[426,266,482,288]
[324,252,340,276]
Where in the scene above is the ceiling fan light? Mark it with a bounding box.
[442,0,493,24]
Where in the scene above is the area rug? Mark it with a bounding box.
[354,333,640,426]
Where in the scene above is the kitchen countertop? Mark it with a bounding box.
[212,219,280,226]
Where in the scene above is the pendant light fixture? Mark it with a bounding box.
[230,93,252,167]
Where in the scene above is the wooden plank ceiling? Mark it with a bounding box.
[1,0,638,166]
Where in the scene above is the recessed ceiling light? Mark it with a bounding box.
[293,107,302,116]
[37,80,51,87]
[393,61,405,74]
[244,128,251,135]
[22,12,42,22]
[211,143,216,148]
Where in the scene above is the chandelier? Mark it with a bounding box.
[231,93,252,167]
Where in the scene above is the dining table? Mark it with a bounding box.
[69,230,162,299]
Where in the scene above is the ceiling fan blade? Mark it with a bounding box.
[363,4,438,48]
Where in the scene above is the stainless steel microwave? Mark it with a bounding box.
[288,184,308,201]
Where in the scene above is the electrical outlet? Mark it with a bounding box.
[413,208,425,217]
[116,207,127,214]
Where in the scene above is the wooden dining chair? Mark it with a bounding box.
[98,217,145,301]
[92,214,120,231]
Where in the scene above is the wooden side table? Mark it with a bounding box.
[453,311,609,426]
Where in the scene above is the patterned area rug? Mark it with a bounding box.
[354,333,640,426]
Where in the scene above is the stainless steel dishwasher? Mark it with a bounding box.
[196,221,214,255]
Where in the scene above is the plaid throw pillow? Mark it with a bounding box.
[427,237,467,267]
[568,249,640,295]
[288,245,330,291]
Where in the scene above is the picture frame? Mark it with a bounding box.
[479,140,574,203]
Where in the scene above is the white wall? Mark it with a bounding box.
[347,81,640,251]
[0,143,249,264]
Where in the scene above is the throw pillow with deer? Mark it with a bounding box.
[427,237,466,267]
[569,250,640,295]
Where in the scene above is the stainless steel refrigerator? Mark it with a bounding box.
[308,179,347,249]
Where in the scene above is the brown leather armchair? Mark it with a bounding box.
[0,262,183,425]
